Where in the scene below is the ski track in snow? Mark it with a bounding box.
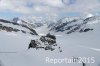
[79,45,100,52]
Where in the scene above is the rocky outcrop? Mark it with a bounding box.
[28,33,62,52]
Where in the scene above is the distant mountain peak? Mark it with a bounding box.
[86,13,94,18]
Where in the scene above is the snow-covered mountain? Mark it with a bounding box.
[12,17,44,28]
[0,18,38,35]
[50,16,100,34]
[0,16,100,66]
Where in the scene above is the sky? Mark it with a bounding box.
[0,0,100,20]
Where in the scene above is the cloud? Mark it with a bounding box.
[62,0,99,11]
[0,0,100,18]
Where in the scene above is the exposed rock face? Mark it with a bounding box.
[28,33,62,52]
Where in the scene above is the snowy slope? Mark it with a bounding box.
[0,17,100,66]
